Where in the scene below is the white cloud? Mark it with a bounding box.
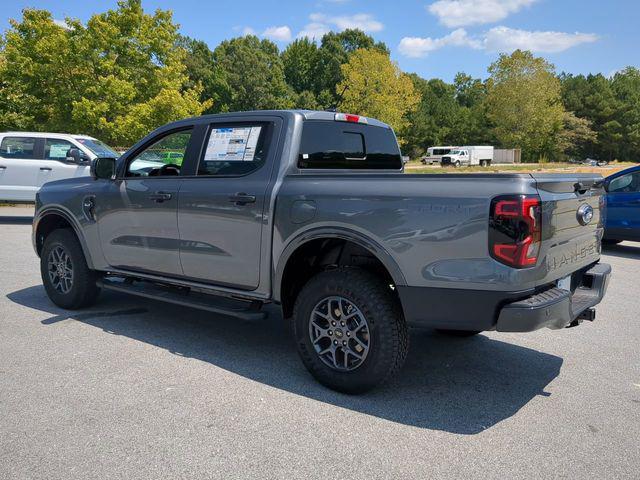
[53,18,72,30]
[298,12,383,39]
[483,26,599,53]
[428,0,537,27]
[241,26,256,36]
[398,26,598,57]
[398,28,480,57]
[297,22,331,39]
[262,25,292,42]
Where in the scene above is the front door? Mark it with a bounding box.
[177,120,280,289]
[40,138,91,186]
[95,128,195,276]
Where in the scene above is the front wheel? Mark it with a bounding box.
[40,229,101,309]
[293,268,408,394]
[454,160,461,168]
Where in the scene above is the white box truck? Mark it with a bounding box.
[441,146,494,167]
[420,146,459,165]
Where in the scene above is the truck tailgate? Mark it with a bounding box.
[531,173,604,286]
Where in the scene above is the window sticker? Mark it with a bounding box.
[49,143,71,159]
[204,126,262,162]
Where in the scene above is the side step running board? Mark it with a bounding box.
[97,278,267,321]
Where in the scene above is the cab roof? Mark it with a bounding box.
[178,110,392,130]
[0,131,97,140]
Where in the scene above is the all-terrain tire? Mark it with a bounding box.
[293,268,409,394]
[40,229,101,309]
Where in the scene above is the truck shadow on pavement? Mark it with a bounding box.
[8,285,563,435]
[602,242,640,260]
[0,216,33,225]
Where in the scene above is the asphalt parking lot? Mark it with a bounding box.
[0,206,638,479]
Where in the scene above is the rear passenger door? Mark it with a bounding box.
[177,119,281,289]
[0,136,43,201]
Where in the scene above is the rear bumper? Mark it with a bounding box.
[496,263,611,332]
[397,262,611,332]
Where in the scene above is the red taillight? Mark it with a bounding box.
[489,195,541,268]
[334,113,368,124]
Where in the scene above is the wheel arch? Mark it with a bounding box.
[34,208,94,269]
[274,227,406,318]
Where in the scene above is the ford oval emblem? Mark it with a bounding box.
[577,204,594,226]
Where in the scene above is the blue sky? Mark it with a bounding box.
[2,0,639,81]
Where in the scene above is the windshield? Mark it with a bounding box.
[74,137,119,158]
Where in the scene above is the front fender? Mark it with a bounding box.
[33,205,95,270]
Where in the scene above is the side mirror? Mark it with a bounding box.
[91,157,117,180]
[66,148,89,164]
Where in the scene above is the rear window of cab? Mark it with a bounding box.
[298,121,402,170]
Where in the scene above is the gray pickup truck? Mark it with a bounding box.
[33,110,611,393]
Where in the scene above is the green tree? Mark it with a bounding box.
[213,35,292,112]
[555,111,597,159]
[282,38,319,95]
[401,75,459,157]
[486,50,565,161]
[560,73,619,159]
[0,9,77,132]
[337,49,419,139]
[177,35,226,114]
[0,1,210,146]
[281,38,322,109]
[452,73,494,146]
[611,67,640,160]
[314,29,389,108]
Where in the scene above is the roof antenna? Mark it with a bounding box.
[326,84,349,113]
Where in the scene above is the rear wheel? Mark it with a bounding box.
[293,268,408,394]
[40,229,100,309]
[480,160,487,167]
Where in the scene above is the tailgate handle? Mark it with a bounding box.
[40,167,52,171]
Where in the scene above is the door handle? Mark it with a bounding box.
[149,191,172,203]
[40,167,52,171]
[0,166,6,169]
[228,193,256,205]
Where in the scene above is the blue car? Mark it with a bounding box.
[604,165,640,243]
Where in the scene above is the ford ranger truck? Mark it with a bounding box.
[32,110,611,393]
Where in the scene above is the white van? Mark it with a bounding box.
[421,146,459,165]
[0,132,118,202]
[441,146,494,167]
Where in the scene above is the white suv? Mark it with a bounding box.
[0,132,118,202]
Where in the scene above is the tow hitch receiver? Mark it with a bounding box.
[567,307,596,328]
